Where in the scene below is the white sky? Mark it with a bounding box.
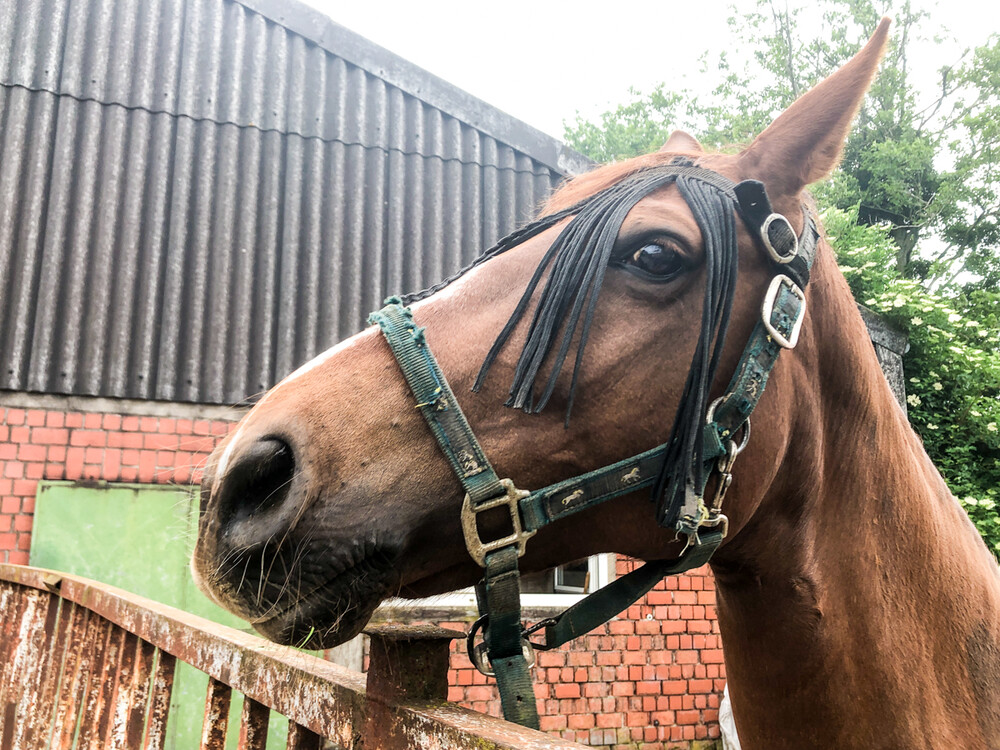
[295,0,997,142]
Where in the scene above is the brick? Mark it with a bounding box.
[176,419,194,434]
[673,590,697,605]
[158,418,176,433]
[688,679,713,694]
[16,533,30,550]
[11,426,29,443]
[596,650,621,666]
[108,432,143,449]
[32,427,69,445]
[84,447,103,463]
[567,714,594,730]
[4,463,23,479]
[553,683,580,699]
[83,413,102,428]
[45,412,65,428]
[26,410,46,426]
[14,479,37,495]
[677,709,700,725]
[65,413,84,428]
[636,681,661,695]
[0,446,14,460]
[634,618,658,636]
[625,711,649,727]
[539,714,567,732]
[14,515,32,532]
[5,409,25,425]
[701,649,725,664]
[121,416,140,431]
[103,450,121,478]
[20,498,33,514]
[568,651,593,667]
[144,433,180,451]
[2,497,19,514]
[8,551,28,564]
[102,414,122,431]
[138,451,157,482]
[65,447,85,479]
[47,446,67,462]
[70,431,106,447]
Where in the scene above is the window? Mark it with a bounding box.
[380,554,616,613]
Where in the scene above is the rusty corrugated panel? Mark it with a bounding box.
[0,0,584,406]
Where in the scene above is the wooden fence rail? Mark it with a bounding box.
[0,563,585,749]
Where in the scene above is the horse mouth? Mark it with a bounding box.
[211,546,402,650]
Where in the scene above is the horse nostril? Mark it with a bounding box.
[216,437,296,527]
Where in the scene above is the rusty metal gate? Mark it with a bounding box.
[0,563,585,749]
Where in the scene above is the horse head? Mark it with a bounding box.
[192,22,892,651]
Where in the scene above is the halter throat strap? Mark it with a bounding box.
[367,175,818,730]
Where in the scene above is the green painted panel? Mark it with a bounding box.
[31,481,290,749]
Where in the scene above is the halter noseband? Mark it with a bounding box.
[368,164,818,729]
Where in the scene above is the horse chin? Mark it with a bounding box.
[249,563,402,649]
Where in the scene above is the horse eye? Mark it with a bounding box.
[622,242,686,280]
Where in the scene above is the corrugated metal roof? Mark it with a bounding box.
[0,0,587,405]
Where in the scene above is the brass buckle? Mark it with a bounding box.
[761,274,806,349]
[461,478,534,567]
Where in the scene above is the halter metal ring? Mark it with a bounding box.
[461,478,534,567]
[761,213,798,264]
[467,615,537,676]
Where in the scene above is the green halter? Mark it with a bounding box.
[368,170,817,729]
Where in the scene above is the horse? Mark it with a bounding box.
[192,19,1000,747]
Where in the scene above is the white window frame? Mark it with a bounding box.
[379,553,616,610]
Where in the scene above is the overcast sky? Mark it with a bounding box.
[293,0,996,143]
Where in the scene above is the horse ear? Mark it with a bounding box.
[739,17,891,197]
[659,130,704,153]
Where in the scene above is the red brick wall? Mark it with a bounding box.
[0,400,725,749]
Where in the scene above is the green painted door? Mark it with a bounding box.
[30,481,290,748]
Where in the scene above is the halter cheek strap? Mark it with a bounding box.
[368,176,817,730]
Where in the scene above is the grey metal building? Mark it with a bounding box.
[0,0,589,407]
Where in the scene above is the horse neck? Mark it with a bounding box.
[713,247,1000,747]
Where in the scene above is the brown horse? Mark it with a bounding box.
[193,20,1000,748]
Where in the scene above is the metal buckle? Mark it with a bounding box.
[461,478,534,567]
[467,615,537,677]
[761,213,798,264]
[761,274,806,349]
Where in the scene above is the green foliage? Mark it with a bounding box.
[562,85,685,163]
[826,206,1000,553]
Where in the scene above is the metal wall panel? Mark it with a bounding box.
[0,0,578,405]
